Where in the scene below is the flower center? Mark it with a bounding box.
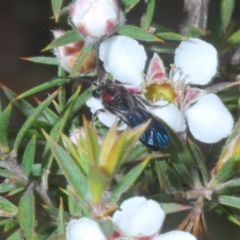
[144,83,176,103]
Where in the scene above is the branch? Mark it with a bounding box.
[180,0,209,36]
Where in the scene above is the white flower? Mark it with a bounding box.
[112,196,165,238]
[65,197,197,240]
[70,0,125,43]
[99,36,147,85]
[157,230,197,240]
[66,217,107,240]
[88,37,234,143]
[143,39,233,143]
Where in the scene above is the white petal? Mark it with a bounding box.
[150,103,186,132]
[99,36,147,85]
[86,97,127,130]
[112,196,165,237]
[158,230,197,240]
[185,94,234,143]
[86,97,104,112]
[66,218,107,240]
[173,38,218,85]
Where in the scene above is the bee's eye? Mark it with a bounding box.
[92,89,102,98]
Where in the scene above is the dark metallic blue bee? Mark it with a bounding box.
[92,80,170,150]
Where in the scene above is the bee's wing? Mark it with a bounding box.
[125,109,170,149]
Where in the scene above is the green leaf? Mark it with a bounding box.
[22,56,59,65]
[51,0,63,22]
[66,192,85,217]
[160,203,191,214]
[4,217,18,232]
[121,0,140,13]
[0,84,45,121]
[218,195,240,209]
[38,108,59,125]
[205,201,240,226]
[0,103,12,153]
[22,135,36,177]
[88,162,108,205]
[227,29,240,45]
[18,187,35,240]
[171,161,195,189]
[161,118,195,170]
[188,139,209,186]
[0,183,15,193]
[216,179,240,191]
[118,25,162,42]
[158,120,195,188]
[149,45,174,54]
[41,85,81,178]
[12,88,60,157]
[70,43,93,76]
[58,83,66,110]
[166,166,183,191]
[6,229,23,240]
[42,30,81,51]
[141,0,155,30]
[186,26,207,38]
[155,32,186,41]
[99,219,114,238]
[154,160,167,192]
[209,157,235,188]
[0,169,18,179]
[6,187,25,197]
[127,144,148,161]
[42,204,71,219]
[44,132,89,202]
[84,118,99,165]
[111,156,151,203]
[220,0,235,32]
[57,198,65,235]
[17,78,68,99]
[70,85,94,119]
[0,197,18,217]
[0,219,8,227]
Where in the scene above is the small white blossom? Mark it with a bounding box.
[66,217,107,240]
[112,196,165,238]
[157,230,197,240]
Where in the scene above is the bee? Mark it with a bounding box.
[92,80,170,150]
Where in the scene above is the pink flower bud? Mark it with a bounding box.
[70,0,125,43]
[53,30,96,74]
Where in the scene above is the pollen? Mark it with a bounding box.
[144,83,176,103]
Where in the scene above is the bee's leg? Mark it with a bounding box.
[92,108,106,122]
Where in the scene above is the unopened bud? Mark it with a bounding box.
[70,0,125,43]
[53,30,96,74]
